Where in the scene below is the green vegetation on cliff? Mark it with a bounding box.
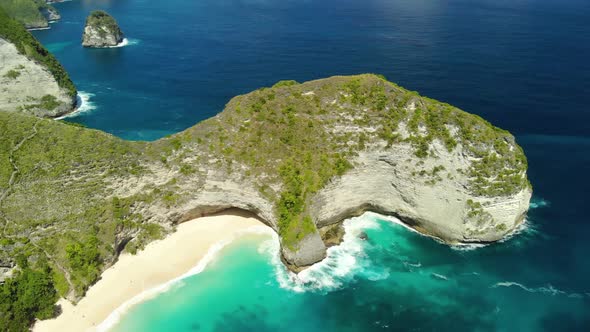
[0,75,530,329]
[85,10,122,38]
[0,265,57,331]
[0,7,76,98]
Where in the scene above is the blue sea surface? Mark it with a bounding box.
[32,0,590,331]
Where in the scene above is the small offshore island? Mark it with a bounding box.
[0,6,533,331]
[82,10,124,48]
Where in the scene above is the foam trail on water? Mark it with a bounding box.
[432,273,449,281]
[107,38,141,48]
[27,27,51,31]
[491,281,583,298]
[55,91,97,120]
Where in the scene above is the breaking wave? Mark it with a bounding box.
[108,38,141,48]
[265,214,388,293]
[55,91,97,120]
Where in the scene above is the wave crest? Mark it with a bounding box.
[55,91,97,120]
[108,38,141,48]
[268,214,388,293]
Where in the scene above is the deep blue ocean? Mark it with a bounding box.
[33,0,589,331]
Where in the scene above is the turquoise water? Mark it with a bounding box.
[30,0,590,331]
[110,213,588,332]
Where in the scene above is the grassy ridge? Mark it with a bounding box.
[0,7,76,98]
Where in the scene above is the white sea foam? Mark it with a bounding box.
[404,261,422,268]
[27,27,51,31]
[269,214,385,293]
[451,243,488,251]
[107,38,141,48]
[529,198,550,209]
[432,273,449,281]
[499,218,540,244]
[96,225,274,332]
[55,91,97,120]
[491,281,587,298]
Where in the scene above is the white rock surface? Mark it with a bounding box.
[0,38,74,117]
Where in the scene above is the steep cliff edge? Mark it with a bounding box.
[82,10,124,48]
[0,75,531,303]
[0,9,76,117]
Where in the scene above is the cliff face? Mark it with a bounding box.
[0,38,74,117]
[0,74,531,300]
[0,9,76,117]
[82,10,124,48]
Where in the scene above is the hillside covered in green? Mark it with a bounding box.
[0,0,58,29]
[0,74,531,330]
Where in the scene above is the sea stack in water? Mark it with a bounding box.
[82,10,124,48]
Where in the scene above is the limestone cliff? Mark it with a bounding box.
[0,74,531,300]
[0,10,76,117]
[0,38,74,117]
[82,10,124,48]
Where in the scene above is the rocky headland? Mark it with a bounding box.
[0,73,532,298]
[82,10,124,48]
[0,9,532,328]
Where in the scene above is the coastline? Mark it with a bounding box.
[33,210,269,332]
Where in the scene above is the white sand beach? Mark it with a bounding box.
[33,211,269,332]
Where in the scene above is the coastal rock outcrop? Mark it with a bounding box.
[82,10,124,48]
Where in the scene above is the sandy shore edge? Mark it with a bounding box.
[33,211,270,332]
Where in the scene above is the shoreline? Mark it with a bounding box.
[33,211,270,332]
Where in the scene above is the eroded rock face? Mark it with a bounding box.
[82,10,124,48]
[41,6,60,22]
[0,38,75,117]
[311,148,532,244]
[162,142,532,270]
